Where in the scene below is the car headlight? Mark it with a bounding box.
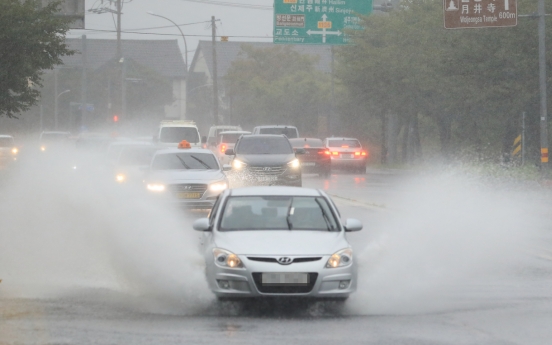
[40,146,46,151]
[232,159,246,170]
[147,183,165,192]
[287,158,300,169]
[213,248,244,269]
[326,248,353,268]
[116,174,126,183]
[11,147,18,155]
[209,181,228,192]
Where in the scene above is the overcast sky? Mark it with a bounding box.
[68,0,275,66]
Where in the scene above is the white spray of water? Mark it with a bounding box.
[0,149,212,314]
[349,172,548,315]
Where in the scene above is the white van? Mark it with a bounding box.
[155,120,201,147]
[251,125,299,139]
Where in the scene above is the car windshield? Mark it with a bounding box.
[328,139,361,148]
[151,152,219,170]
[236,137,293,154]
[219,196,339,231]
[40,133,69,143]
[219,133,243,144]
[118,147,157,166]
[258,127,298,138]
[0,137,14,147]
[159,127,199,143]
[289,138,324,148]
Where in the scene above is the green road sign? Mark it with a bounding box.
[274,0,372,45]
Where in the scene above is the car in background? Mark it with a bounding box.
[324,137,368,173]
[144,145,228,208]
[206,125,242,149]
[212,130,250,165]
[109,143,158,185]
[39,131,71,152]
[225,134,303,188]
[0,135,18,169]
[289,138,331,178]
[252,125,299,139]
[192,186,363,300]
[154,120,201,148]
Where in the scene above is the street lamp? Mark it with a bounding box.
[55,89,71,130]
[147,12,188,70]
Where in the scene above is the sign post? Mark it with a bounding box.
[274,0,372,45]
[443,0,517,29]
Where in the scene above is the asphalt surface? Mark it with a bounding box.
[1,163,552,345]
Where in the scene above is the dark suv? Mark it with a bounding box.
[225,134,303,187]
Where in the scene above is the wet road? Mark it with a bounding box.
[2,167,552,344]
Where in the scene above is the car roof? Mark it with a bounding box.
[218,131,251,135]
[229,186,321,197]
[240,134,287,138]
[154,147,215,155]
[325,137,359,141]
[255,125,298,129]
[289,137,323,141]
[0,135,14,138]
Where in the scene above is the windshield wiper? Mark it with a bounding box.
[315,198,334,231]
[175,155,190,169]
[190,155,212,169]
[286,198,294,230]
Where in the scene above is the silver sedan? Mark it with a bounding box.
[193,186,362,300]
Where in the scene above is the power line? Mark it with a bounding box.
[124,20,216,32]
[71,27,275,39]
[180,0,272,10]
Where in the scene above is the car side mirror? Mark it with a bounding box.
[193,218,211,231]
[344,218,363,232]
[223,164,232,171]
[201,136,207,144]
[225,148,235,156]
[295,148,306,155]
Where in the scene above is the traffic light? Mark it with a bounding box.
[113,115,119,122]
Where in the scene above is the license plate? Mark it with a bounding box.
[262,272,309,285]
[301,162,315,167]
[257,176,277,182]
[176,192,202,199]
[341,154,353,159]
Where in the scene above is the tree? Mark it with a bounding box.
[224,45,330,134]
[0,0,73,118]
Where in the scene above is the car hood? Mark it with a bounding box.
[146,169,226,183]
[213,230,348,256]
[235,154,295,166]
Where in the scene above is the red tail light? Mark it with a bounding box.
[318,149,331,155]
[341,145,349,148]
[220,144,227,154]
[355,151,368,157]
[332,151,339,156]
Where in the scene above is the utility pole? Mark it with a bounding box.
[54,68,58,130]
[81,35,87,131]
[121,57,127,122]
[211,16,219,126]
[538,0,549,173]
[522,111,526,166]
[116,0,122,59]
[329,46,335,136]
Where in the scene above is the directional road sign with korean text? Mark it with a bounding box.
[443,0,517,29]
[274,0,373,45]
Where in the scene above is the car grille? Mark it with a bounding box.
[247,165,286,176]
[247,257,322,264]
[167,183,208,193]
[252,272,318,294]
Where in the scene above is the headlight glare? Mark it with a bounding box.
[326,248,353,268]
[209,181,228,192]
[116,174,126,183]
[40,146,46,151]
[11,147,18,155]
[288,158,300,169]
[213,248,244,269]
[147,183,165,192]
[232,159,246,170]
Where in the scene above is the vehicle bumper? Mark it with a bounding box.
[227,171,302,188]
[330,157,366,167]
[205,256,357,299]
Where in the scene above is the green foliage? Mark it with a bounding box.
[0,0,73,118]
[337,0,552,164]
[224,45,331,133]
